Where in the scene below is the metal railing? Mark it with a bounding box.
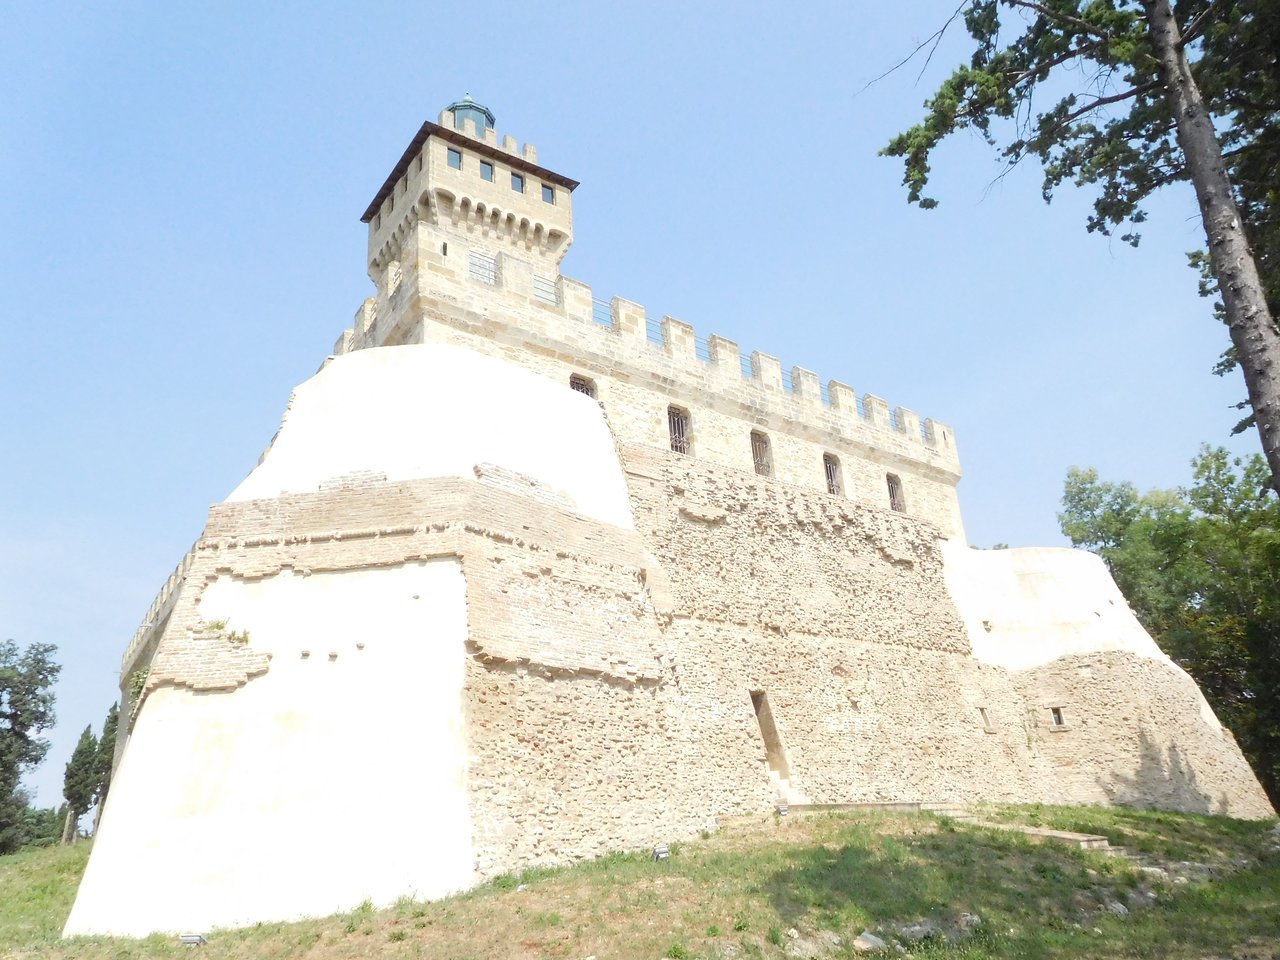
[591,298,614,328]
[533,275,560,305]
[469,252,497,285]
[645,316,664,346]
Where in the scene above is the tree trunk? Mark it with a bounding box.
[60,808,75,846]
[1144,0,1280,493]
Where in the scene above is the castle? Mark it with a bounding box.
[64,98,1273,938]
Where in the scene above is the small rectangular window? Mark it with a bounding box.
[511,172,525,193]
[480,160,494,181]
[887,473,906,512]
[751,431,772,477]
[447,148,462,170]
[823,454,842,496]
[1051,707,1065,727]
[569,374,596,399]
[668,406,691,455]
[979,707,995,732]
[542,184,555,204]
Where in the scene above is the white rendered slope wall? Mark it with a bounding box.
[65,561,472,937]
[940,542,1218,728]
[229,343,634,531]
[68,343,643,937]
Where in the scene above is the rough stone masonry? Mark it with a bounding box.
[62,100,1274,939]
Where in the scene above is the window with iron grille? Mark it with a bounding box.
[751,431,772,477]
[823,453,842,495]
[887,473,906,512]
[469,252,497,285]
[668,406,691,455]
[569,374,596,399]
[533,275,560,305]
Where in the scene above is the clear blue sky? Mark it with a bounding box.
[0,2,1256,807]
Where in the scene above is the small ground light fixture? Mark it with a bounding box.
[179,933,207,946]
[652,844,670,861]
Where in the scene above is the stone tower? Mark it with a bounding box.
[360,96,578,348]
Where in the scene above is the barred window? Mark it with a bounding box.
[569,374,596,399]
[750,431,772,477]
[668,406,691,455]
[887,473,906,512]
[823,453,842,495]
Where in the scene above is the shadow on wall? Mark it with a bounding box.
[1102,727,1216,815]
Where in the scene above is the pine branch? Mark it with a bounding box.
[1055,79,1163,129]
[1003,0,1121,41]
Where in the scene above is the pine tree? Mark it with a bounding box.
[91,702,118,834]
[61,726,97,845]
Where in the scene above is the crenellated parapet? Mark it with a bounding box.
[335,231,960,481]
[337,100,963,539]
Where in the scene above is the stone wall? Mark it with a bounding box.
[1018,652,1273,819]
[73,346,1272,938]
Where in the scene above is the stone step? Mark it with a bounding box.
[967,820,1111,850]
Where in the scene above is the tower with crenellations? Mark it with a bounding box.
[63,97,1273,942]
[338,97,967,542]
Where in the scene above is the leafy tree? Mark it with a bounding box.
[91,702,118,834]
[884,0,1280,490]
[61,726,97,844]
[1059,447,1280,802]
[21,801,64,848]
[0,640,60,855]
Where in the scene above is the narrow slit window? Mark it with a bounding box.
[569,374,597,399]
[447,147,462,170]
[1051,707,1065,727]
[751,431,772,477]
[511,172,525,193]
[823,453,842,495]
[480,160,494,182]
[668,406,691,455]
[887,473,906,512]
[979,707,995,732]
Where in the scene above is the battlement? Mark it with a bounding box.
[337,231,959,477]
[342,101,963,539]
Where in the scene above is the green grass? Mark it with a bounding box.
[1,807,1277,959]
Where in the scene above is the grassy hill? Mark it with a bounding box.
[2,805,1278,959]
